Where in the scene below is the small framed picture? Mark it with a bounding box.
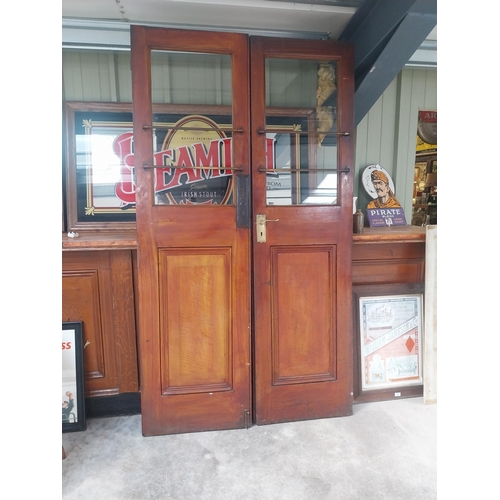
[62,322,86,432]
[353,283,424,403]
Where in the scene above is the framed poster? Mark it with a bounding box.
[64,102,235,231]
[62,322,86,433]
[64,102,316,231]
[353,284,424,403]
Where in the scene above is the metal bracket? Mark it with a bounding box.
[236,174,251,228]
[243,409,251,429]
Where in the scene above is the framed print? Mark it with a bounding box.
[353,284,424,403]
[62,322,86,433]
[64,102,237,230]
[64,102,316,231]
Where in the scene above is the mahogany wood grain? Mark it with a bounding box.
[159,250,232,394]
[62,251,139,397]
[62,231,137,251]
[353,241,426,285]
[353,225,425,244]
[131,26,251,435]
[271,247,336,385]
[251,36,355,424]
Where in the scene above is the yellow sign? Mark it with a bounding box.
[416,134,437,153]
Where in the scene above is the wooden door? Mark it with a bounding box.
[250,37,355,424]
[131,26,355,435]
[131,26,252,436]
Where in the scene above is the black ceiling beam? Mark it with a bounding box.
[337,0,437,126]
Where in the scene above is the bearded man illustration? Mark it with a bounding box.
[367,170,402,209]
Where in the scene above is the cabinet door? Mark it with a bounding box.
[62,251,139,397]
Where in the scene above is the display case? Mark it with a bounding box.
[412,153,437,226]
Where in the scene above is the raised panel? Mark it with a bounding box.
[352,242,425,285]
[62,250,139,397]
[159,248,232,395]
[352,259,424,285]
[111,251,140,392]
[271,246,336,385]
[62,270,106,381]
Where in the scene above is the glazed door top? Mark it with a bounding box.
[131,27,251,216]
[250,35,354,214]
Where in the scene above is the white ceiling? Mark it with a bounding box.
[62,0,436,41]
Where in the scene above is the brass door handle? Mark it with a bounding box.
[256,214,279,243]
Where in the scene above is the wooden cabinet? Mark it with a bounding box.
[61,226,426,412]
[352,235,426,286]
[352,226,426,403]
[62,250,139,397]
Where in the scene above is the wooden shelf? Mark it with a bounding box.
[353,225,426,244]
[62,231,138,251]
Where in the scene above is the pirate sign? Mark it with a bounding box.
[362,164,406,227]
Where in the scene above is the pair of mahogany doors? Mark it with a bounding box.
[131,25,355,436]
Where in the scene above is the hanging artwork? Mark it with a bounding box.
[416,110,437,152]
[62,322,86,433]
[362,164,407,227]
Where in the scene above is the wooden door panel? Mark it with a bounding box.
[132,26,251,436]
[62,251,139,396]
[62,271,106,381]
[151,206,238,244]
[352,260,424,285]
[251,36,355,425]
[272,246,336,384]
[352,242,426,285]
[159,249,232,394]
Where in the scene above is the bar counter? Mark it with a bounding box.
[62,225,426,251]
[62,231,138,251]
[62,224,427,404]
[353,225,426,244]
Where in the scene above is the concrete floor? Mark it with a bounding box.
[62,397,436,500]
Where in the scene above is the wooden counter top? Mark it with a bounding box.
[353,225,426,244]
[62,225,426,250]
[62,231,138,251]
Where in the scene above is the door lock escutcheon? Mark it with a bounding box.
[256,214,279,243]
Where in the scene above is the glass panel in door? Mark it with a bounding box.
[264,58,339,205]
[149,50,236,206]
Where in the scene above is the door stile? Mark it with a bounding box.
[131,25,160,433]
[332,42,355,393]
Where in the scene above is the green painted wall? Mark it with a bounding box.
[354,68,437,216]
[63,49,437,216]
